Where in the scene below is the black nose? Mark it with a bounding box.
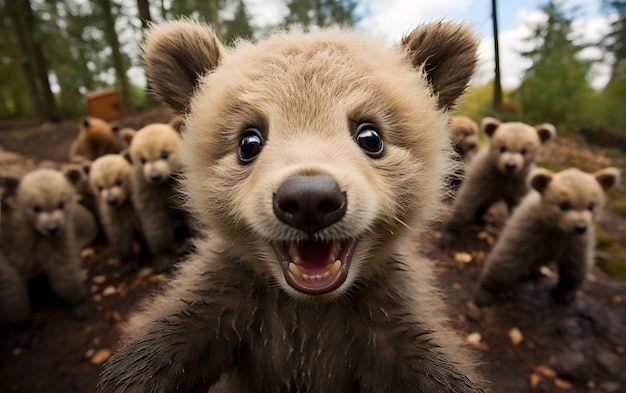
[149,172,162,182]
[46,223,60,234]
[575,222,588,234]
[504,161,517,171]
[106,196,118,206]
[273,175,347,235]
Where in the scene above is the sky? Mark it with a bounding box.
[243,0,615,90]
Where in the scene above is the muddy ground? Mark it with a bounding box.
[0,106,625,393]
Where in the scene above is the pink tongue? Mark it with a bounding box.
[296,241,333,273]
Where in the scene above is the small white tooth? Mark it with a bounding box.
[302,273,311,281]
[329,260,341,276]
[289,263,303,277]
[314,274,322,281]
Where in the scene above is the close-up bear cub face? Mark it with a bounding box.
[89,154,132,207]
[129,123,182,185]
[12,169,78,236]
[482,117,555,175]
[144,20,477,300]
[530,167,620,235]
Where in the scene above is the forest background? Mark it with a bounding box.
[1,0,626,141]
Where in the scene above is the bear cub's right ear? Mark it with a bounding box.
[143,19,224,114]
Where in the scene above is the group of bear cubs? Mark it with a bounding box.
[0,18,621,392]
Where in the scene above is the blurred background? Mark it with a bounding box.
[1,0,625,136]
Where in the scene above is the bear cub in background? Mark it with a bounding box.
[96,19,484,392]
[89,154,143,274]
[441,117,556,245]
[0,168,90,345]
[475,167,620,306]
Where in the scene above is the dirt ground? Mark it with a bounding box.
[0,106,625,393]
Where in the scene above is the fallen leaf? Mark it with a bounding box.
[84,348,95,359]
[508,327,524,345]
[106,257,120,267]
[529,372,542,388]
[137,267,154,279]
[90,349,112,365]
[554,378,572,390]
[102,286,116,296]
[454,252,473,263]
[80,248,96,260]
[92,275,106,284]
[466,332,482,346]
[535,365,556,378]
[147,274,165,284]
[539,266,556,278]
[12,347,23,357]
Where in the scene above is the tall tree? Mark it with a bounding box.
[137,0,152,32]
[491,0,503,110]
[599,0,626,128]
[5,0,60,121]
[514,1,594,126]
[283,0,362,30]
[97,0,133,111]
[221,0,254,43]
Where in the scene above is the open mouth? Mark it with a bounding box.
[273,239,356,294]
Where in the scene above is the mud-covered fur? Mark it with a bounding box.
[69,116,121,163]
[90,154,142,273]
[97,19,482,392]
[128,123,183,272]
[0,169,89,333]
[442,117,556,244]
[475,167,620,306]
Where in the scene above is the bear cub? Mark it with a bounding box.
[475,167,620,306]
[441,117,556,245]
[96,19,483,392]
[0,168,90,345]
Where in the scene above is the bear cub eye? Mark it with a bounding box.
[140,157,146,164]
[33,205,42,213]
[588,201,594,211]
[499,145,507,153]
[160,151,169,160]
[354,122,384,158]
[114,179,123,186]
[57,201,65,210]
[239,127,264,163]
[520,147,527,156]
[559,201,571,212]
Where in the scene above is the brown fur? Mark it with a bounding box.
[475,167,620,306]
[448,115,479,191]
[442,117,556,243]
[68,116,121,163]
[97,19,483,392]
[90,154,142,273]
[0,169,89,331]
[128,123,183,271]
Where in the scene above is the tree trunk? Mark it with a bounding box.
[137,0,152,32]
[5,0,43,118]
[23,0,61,121]
[99,0,133,111]
[492,0,503,110]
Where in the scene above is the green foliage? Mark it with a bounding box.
[283,0,363,29]
[513,1,594,131]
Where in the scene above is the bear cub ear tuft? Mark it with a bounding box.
[481,117,502,138]
[530,168,554,194]
[400,21,478,110]
[143,19,224,114]
[594,167,621,190]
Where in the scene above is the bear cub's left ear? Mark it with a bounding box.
[535,123,556,144]
[400,21,478,110]
[594,167,621,190]
[143,19,223,114]
[529,167,554,194]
